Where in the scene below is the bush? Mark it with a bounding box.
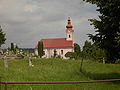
[65,52,76,59]
[56,55,62,59]
[115,59,120,64]
[17,54,24,58]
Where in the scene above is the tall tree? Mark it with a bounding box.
[15,45,19,50]
[38,41,44,58]
[83,0,120,63]
[91,43,106,62]
[82,40,92,59]
[82,41,106,63]
[11,43,14,51]
[74,43,81,54]
[0,26,6,47]
[74,43,81,59]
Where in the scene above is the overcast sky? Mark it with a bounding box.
[0,0,99,48]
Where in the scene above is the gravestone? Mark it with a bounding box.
[103,58,105,64]
[29,56,34,67]
[3,55,8,68]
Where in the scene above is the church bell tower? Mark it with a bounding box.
[66,17,74,41]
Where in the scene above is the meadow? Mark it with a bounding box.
[0,58,120,90]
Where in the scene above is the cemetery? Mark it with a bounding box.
[0,0,120,89]
[0,58,120,90]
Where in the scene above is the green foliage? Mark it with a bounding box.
[7,47,10,50]
[115,32,120,55]
[65,52,76,59]
[17,54,24,58]
[0,26,6,47]
[74,43,81,53]
[74,43,81,59]
[91,43,106,62]
[82,41,106,62]
[115,59,120,64]
[65,43,81,59]
[38,41,44,58]
[10,43,19,51]
[82,40,92,59]
[55,55,62,59]
[83,0,120,63]
[11,43,14,51]
[15,45,19,50]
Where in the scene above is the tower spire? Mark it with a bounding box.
[66,16,74,31]
[68,16,71,24]
[66,17,74,41]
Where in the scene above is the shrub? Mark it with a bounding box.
[65,52,76,59]
[115,59,120,64]
[17,54,24,58]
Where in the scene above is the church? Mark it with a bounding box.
[35,17,75,59]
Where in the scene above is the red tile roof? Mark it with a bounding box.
[35,38,73,48]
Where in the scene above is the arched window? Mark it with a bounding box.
[69,35,71,38]
[54,49,57,57]
[61,50,63,55]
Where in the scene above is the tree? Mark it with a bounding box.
[82,40,92,59]
[115,32,120,55]
[65,43,81,59]
[15,45,19,50]
[11,43,14,51]
[65,52,76,59]
[38,41,44,58]
[83,0,120,63]
[80,41,92,72]
[90,43,106,62]
[0,26,6,47]
[74,43,81,58]
[81,41,106,62]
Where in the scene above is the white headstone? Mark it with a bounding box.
[3,56,8,68]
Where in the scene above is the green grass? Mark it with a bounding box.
[0,58,120,90]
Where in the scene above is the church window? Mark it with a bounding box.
[54,49,57,57]
[61,50,63,55]
[69,35,71,38]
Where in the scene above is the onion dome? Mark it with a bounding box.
[66,16,74,31]
[66,16,73,28]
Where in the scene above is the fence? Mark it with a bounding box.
[0,79,120,90]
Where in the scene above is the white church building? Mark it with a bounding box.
[35,17,75,59]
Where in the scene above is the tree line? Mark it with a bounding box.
[65,41,106,63]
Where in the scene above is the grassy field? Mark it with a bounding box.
[0,58,120,90]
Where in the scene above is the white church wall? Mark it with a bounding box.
[41,47,74,59]
[66,31,73,41]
